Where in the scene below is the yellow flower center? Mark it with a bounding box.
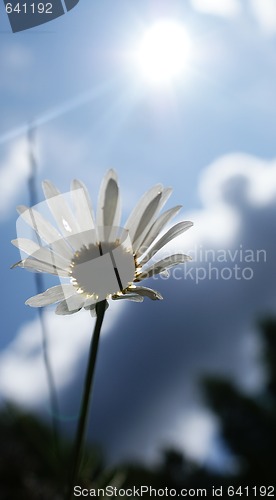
[70,240,136,300]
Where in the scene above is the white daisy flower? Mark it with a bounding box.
[12,170,193,315]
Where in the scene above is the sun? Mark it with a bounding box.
[136,20,192,86]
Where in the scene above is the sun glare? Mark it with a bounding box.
[136,20,191,86]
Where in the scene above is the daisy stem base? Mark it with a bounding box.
[66,299,107,500]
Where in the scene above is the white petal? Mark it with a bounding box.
[112,293,144,302]
[97,170,121,241]
[156,187,173,214]
[11,238,70,268]
[139,221,193,266]
[124,184,163,243]
[55,302,81,315]
[12,257,69,277]
[55,294,85,315]
[136,205,182,258]
[84,301,109,316]
[17,205,73,260]
[132,191,162,253]
[71,180,97,247]
[11,238,41,256]
[137,253,192,280]
[25,284,76,307]
[127,286,163,300]
[128,186,173,254]
[42,180,83,250]
[89,305,97,317]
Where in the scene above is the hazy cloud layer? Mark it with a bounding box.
[191,0,276,35]
[0,139,30,219]
[250,0,276,35]
[190,0,241,18]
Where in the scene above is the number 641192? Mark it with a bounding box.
[6,3,53,14]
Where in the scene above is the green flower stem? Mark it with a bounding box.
[66,300,107,500]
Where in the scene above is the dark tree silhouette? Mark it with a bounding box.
[202,318,276,485]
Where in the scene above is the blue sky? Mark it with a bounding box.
[0,0,276,468]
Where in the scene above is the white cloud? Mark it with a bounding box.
[0,138,30,219]
[190,0,241,18]
[176,410,218,462]
[0,127,90,220]
[190,0,276,36]
[174,153,276,248]
[198,153,276,207]
[0,300,124,409]
[0,312,89,407]
[250,0,276,35]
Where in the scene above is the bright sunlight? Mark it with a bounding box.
[136,20,192,86]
